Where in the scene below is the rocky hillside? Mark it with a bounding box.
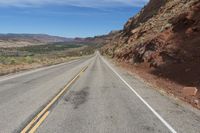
[102,0,200,107]
[0,34,73,48]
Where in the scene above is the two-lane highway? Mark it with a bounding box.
[0,53,200,133]
[36,54,172,133]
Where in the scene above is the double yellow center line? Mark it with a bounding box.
[21,65,89,133]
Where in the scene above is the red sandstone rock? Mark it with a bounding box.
[182,87,198,96]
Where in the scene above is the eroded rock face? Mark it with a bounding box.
[102,0,200,67]
[124,0,167,34]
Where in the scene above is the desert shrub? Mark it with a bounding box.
[10,58,18,65]
[0,56,6,64]
[24,56,34,64]
[18,43,81,54]
[0,56,18,65]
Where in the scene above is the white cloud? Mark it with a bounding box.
[0,0,149,8]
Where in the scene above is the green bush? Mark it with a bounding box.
[0,56,18,65]
[24,56,34,64]
[10,58,17,65]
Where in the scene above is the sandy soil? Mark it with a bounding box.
[111,58,200,109]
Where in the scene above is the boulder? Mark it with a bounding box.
[182,87,198,96]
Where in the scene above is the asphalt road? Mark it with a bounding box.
[0,53,199,133]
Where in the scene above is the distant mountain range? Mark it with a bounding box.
[0,34,74,42]
[0,34,74,48]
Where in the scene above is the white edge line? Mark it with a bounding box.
[100,55,177,133]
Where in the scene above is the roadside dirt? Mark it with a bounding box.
[111,58,200,109]
[0,57,79,76]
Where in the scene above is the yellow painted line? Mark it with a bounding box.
[21,65,89,133]
[29,111,50,133]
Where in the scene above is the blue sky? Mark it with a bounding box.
[0,0,148,37]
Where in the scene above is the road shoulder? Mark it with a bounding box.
[104,56,200,133]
